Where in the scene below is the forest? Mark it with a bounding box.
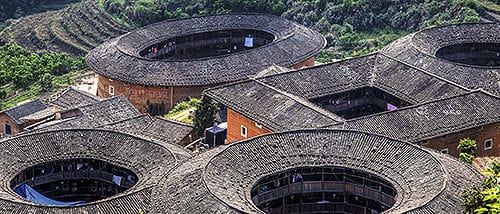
[0,44,85,109]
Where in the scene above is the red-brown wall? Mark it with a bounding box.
[0,114,20,137]
[226,108,272,143]
[96,57,316,114]
[418,122,500,157]
[290,57,315,69]
[97,75,212,113]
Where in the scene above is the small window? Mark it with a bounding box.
[241,125,247,138]
[485,139,493,150]
[255,122,262,129]
[440,148,448,154]
[4,124,12,136]
[109,86,114,95]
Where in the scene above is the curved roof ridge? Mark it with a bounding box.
[87,14,325,86]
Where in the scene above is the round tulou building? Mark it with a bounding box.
[86,14,326,115]
[0,129,482,213]
[158,129,482,214]
[0,129,190,213]
[381,22,499,96]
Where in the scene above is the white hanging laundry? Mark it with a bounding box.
[112,175,122,186]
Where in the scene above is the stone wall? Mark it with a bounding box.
[418,122,500,157]
[226,108,272,143]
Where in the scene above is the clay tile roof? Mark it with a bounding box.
[205,79,343,132]
[206,52,471,132]
[381,23,500,96]
[50,88,100,109]
[1,99,48,125]
[257,53,468,103]
[32,95,142,131]
[0,129,188,213]
[86,13,325,86]
[343,91,500,142]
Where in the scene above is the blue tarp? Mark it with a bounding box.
[15,183,85,206]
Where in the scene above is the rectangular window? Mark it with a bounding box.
[4,124,12,136]
[485,139,493,150]
[241,125,247,138]
[109,86,114,95]
[440,148,448,154]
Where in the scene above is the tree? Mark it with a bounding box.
[458,138,477,164]
[192,95,218,139]
[39,73,54,91]
[463,161,500,213]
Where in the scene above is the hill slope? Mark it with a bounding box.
[1,0,499,59]
[0,0,132,56]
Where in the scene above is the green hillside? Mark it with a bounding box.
[1,0,498,60]
[99,0,499,60]
[0,0,132,56]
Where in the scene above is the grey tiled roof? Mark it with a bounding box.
[50,88,100,109]
[343,91,500,142]
[78,95,141,126]
[86,13,325,86]
[1,99,49,125]
[206,52,471,132]
[101,115,193,157]
[33,97,193,154]
[158,129,482,213]
[33,95,142,131]
[19,108,54,121]
[258,54,375,100]
[205,80,343,132]
[258,53,468,102]
[0,129,187,213]
[381,23,500,96]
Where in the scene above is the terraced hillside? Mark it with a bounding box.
[0,0,132,56]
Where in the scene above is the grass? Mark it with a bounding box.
[0,87,41,110]
[164,98,200,124]
[0,69,88,111]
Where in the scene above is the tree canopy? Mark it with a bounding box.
[464,161,500,213]
[192,95,219,139]
[0,44,85,89]
[458,138,477,164]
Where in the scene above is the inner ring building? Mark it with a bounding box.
[86,13,326,115]
[157,129,483,214]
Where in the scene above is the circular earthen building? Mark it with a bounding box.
[86,14,326,115]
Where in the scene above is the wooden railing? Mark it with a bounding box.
[252,181,394,207]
